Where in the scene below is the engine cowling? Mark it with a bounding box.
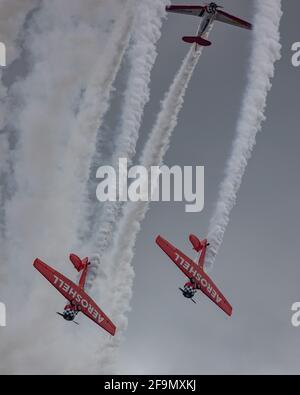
[183,282,197,298]
[207,3,223,14]
[189,234,203,252]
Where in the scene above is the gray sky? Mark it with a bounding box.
[116,0,300,374]
[1,0,299,375]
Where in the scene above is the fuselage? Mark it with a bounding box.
[60,255,89,322]
[197,3,219,37]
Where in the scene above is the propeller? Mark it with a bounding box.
[208,3,224,11]
[56,312,79,325]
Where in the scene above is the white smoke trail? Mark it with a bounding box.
[96,42,209,372]
[65,1,168,372]
[0,0,39,243]
[4,0,123,275]
[86,0,168,287]
[206,0,282,268]
[56,0,136,253]
[0,0,134,374]
[0,0,39,63]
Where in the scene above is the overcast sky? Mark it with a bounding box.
[1,0,300,375]
[115,0,300,374]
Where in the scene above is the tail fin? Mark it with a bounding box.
[198,240,208,270]
[182,36,212,46]
[189,235,209,270]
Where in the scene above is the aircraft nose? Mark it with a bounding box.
[64,314,73,321]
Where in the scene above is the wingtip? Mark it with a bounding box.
[33,258,40,267]
[156,235,166,247]
[110,326,117,336]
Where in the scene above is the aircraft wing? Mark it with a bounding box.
[156,236,233,317]
[166,5,205,17]
[215,10,252,30]
[33,259,116,336]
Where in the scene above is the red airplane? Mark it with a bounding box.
[33,254,116,336]
[156,235,232,316]
[166,2,252,46]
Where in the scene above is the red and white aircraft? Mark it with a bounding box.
[33,254,116,336]
[166,2,252,46]
[156,235,232,316]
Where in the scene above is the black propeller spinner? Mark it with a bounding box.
[207,3,223,13]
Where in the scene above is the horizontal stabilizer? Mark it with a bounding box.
[182,36,212,46]
[69,254,89,272]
